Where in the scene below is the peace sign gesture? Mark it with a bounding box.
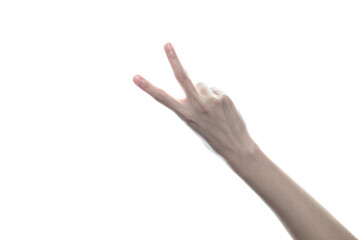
[133,42,256,160]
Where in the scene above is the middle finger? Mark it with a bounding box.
[164,42,198,100]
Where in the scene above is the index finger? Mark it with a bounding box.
[164,42,198,100]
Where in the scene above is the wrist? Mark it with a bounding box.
[235,134,260,160]
[224,136,265,176]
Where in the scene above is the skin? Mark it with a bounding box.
[133,42,358,240]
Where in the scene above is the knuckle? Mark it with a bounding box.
[182,109,195,122]
[224,94,230,101]
[154,90,166,102]
[178,71,189,81]
[220,94,231,102]
[209,95,219,103]
[195,101,210,115]
[220,94,234,107]
[208,99,222,113]
[207,96,219,107]
[196,82,204,88]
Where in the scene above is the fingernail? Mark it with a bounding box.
[166,42,174,51]
[133,75,142,85]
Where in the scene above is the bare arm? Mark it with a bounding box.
[226,138,357,240]
[133,42,358,240]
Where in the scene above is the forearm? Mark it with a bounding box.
[225,142,357,240]
[134,42,357,239]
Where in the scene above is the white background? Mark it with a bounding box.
[0,0,359,239]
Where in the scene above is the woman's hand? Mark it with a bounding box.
[133,42,257,160]
[133,43,359,240]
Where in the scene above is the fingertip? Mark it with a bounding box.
[164,42,174,52]
[133,75,143,85]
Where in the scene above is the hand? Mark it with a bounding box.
[133,42,256,160]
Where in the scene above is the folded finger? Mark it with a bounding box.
[210,87,224,97]
[196,82,217,98]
